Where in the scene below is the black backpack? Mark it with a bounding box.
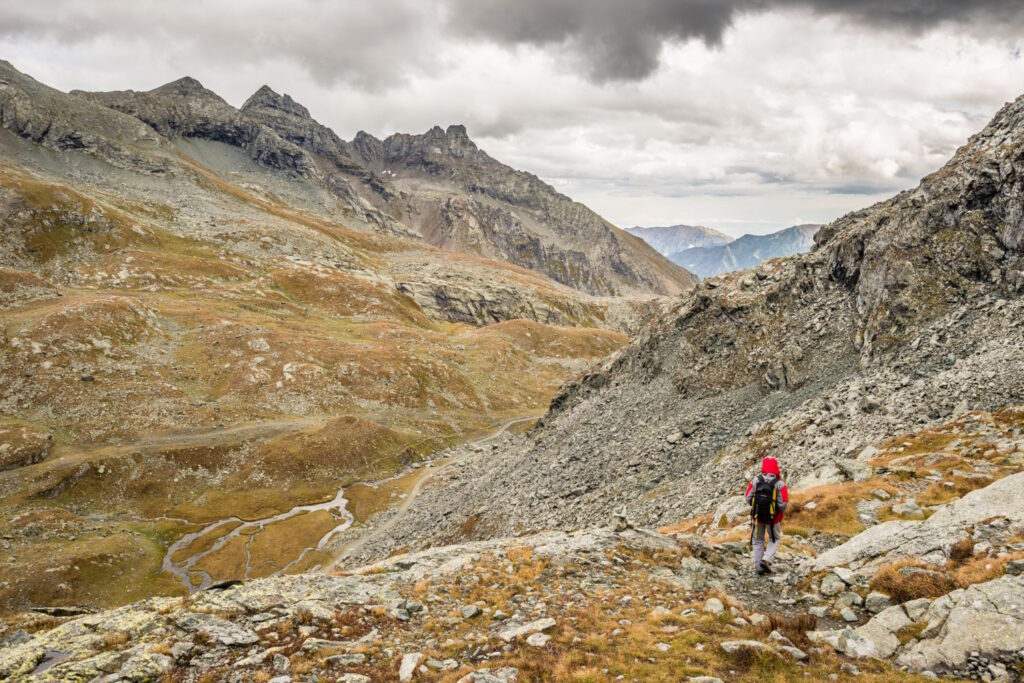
[751,475,777,524]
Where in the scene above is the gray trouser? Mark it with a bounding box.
[752,522,782,568]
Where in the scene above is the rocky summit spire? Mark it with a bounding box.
[151,76,210,97]
[241,85,311,119]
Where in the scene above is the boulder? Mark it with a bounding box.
[711,495,750,526]
[457,667,519,683]
[837,459,874,482]
[172,613,258,646]
[892,499,925,519]
[703,598,725,615]
[820,573,846,597]
[898,574,1024,674]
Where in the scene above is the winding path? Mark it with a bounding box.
[324,415,536,570]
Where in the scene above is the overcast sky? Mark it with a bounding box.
[3,1,1024,235]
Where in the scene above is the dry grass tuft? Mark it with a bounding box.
[948,538,975,562]
[870,560,956,602]
[768,612,817,648]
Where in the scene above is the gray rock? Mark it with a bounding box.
[892,499,925,519]
[903,598,932,622]
[172,613,258,646]
[498,617,556,643]
[1004,559,1024,576]
[703,598,725,615]
[813,473,1024,572]
[720,640,769,654]
[898,574,1024,673]
[457,667,519,683]
[820,573,846,597]
[526,632,551,647]
[325,653,368,667]
[461,605,482,619]
[399,652,424,681]
[865,591,893,614]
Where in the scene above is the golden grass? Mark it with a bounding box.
[787,480,897,537]
[869,560,956,602]
[343,467,434,523]
[190,534,250,583]
[952,551,1024,589]
[245,510,339,579]
[169,521,242,564]
[918,474,996,506]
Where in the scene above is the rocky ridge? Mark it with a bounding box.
[626,225,733,257]
[75,74,694,297]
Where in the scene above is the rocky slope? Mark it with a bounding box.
[76,78,694,298]
[669,224,820,279]
[356,89,1024,559]
[626,224,732,257]
[0,60,666,614]
[2,407,1021,681]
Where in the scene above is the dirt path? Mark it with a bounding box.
[325,415,537,570]
[12,416,328,480]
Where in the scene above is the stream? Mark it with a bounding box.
[161,485,354,592]
[161,416,536,592]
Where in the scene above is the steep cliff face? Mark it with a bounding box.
[73,72,693,297]
[353,124,697,296]
[361,92,1024,558]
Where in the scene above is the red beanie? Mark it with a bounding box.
[761,457,780,476]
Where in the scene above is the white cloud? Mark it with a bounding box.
[1,3,1023,234]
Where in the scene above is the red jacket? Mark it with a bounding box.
[744,456,789,524]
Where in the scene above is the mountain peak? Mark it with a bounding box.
[446,124,469,139]
[241,85,311,119]
[151,76,210,96]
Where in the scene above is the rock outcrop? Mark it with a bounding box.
[810,574,1024,679]
[811,471,1024,572]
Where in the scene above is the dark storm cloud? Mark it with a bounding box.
[447,0,1024,81]
[2,1,1022,88]
[446,0,739,81]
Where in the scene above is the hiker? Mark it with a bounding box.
[744,456,788,575]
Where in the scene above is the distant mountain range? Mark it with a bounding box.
[625,224,732,255]
[629,223,820,279]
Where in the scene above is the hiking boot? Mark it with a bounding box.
[761,563,773,574]
[755,565,768,576]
